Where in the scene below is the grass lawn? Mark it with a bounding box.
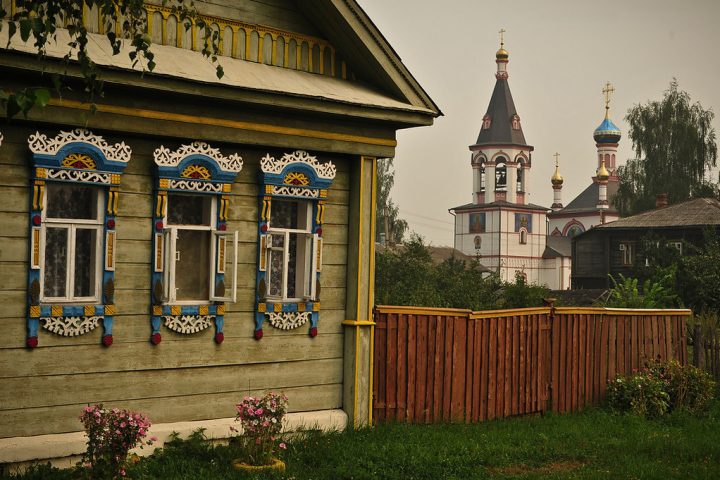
[8,401,720,480]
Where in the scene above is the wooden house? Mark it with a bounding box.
[0,0,439,467]
[571,198,720,289]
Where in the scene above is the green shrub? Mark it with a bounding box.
[606,370,670,418]
[656,361,716,414]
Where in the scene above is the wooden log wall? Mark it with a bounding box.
[0,124,349,438]
[373,306,689,423]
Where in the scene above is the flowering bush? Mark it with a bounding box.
[79,404,154,479]
[606,369,670,417]
[606,360,715,418]
[654,360,716,414]
[233,392,288,466]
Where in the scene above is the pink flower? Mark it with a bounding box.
[149,436,158,442]
[279,442,287,450]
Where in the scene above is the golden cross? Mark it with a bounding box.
[499,28,506,46]
[602,81,615,115]
[554,152,560,166]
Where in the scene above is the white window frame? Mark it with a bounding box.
[161,193,238,305]
[265,200,318,302]
[670,241,683,255]
[619,242,634,266]
[40,184,104,304]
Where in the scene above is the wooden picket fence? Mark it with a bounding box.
[372,305,689,424]
[693,325,720,381]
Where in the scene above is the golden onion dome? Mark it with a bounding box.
[551,163,564,186]
[496,46,509,60]
[596,160,610,181]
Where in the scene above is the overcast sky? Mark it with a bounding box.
[356,0,720,246]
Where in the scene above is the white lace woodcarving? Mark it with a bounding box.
[154,142,243,173]
[271,186,320,198]
[168,179,224,192]
[163,314,215,334]
[46,169,112,184]
[42,316,101,336]
[0,132,3,147]
[28,129,132,163]
[267,311,312,330]
[261,151,336,180]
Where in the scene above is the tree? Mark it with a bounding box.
[614,79,718,216]
[375,158,408,245]
[0,0,222,118]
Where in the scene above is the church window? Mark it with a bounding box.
[255,150,336,339]
[26,129,132,348]
[483,115,491,129]
[151,142,243,344]
[511,115,521,130]
[480,164,486,191]
[566,225,583,238]
[519,228,528,245]
[516,165,524,192]
[495,158,507,190]
[619,242,634,266]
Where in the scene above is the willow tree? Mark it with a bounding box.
[0,0,222,117]
[614,79,718,216]
[375,158,408,245]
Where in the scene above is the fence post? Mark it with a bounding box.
[693,324,704,369]
[542,298,556,413]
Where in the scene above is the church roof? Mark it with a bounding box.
[450,200,549,212]
[473,79,529,148]
[547,180,619,217]
[593,117,621,144]
[592,198,720,229]
[543,235,572,258]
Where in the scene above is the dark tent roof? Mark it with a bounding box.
[548,180,619,217]
[543,235,572,258]
[593,197,720,229]
[473,78,529,148]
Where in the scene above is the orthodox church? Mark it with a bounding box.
[451,37,623,290]
[548,83,623,236]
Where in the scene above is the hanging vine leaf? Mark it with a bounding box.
[0,0,224,118]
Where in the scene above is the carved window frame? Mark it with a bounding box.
[151,142,243,345]
[26,129,132,348]
[255,150,336,339]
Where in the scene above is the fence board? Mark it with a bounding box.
[373,307,688,425]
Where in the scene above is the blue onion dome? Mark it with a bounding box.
[593,117,621,143]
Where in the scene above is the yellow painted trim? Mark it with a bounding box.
[47,99,397,148]
[375,305,473,316]
[354,323,361,429]
[367,157,377,426]
[470,307,551,319]
[555,307,693,316]
[342,320,376,326]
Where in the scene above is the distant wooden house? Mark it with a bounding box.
[571,198,720,289]
[0,0,439,467]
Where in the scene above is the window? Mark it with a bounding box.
[256,150,336,338]
[265,199,317,301]
[511,115,521,130]
[42,184,104,302]
[161,193,237,304]
[620,242,634,266]
[566,225,583,238]
[151,142,243,344]
[519,228,528,245]
[495,158,507,190]
[483,115,491,129]
[670,241,683,255]
[26,128,132,348]
[516,166,524,192]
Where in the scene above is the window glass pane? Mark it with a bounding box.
[44,227,68,297]
[287,233,298,298]
[74,228,98,298]
[287,233,313,299]
[271,200,298,229]
[167,194,212,226]
[175,229,211,301]
[46,184,99,220]
[268,248,284,297]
